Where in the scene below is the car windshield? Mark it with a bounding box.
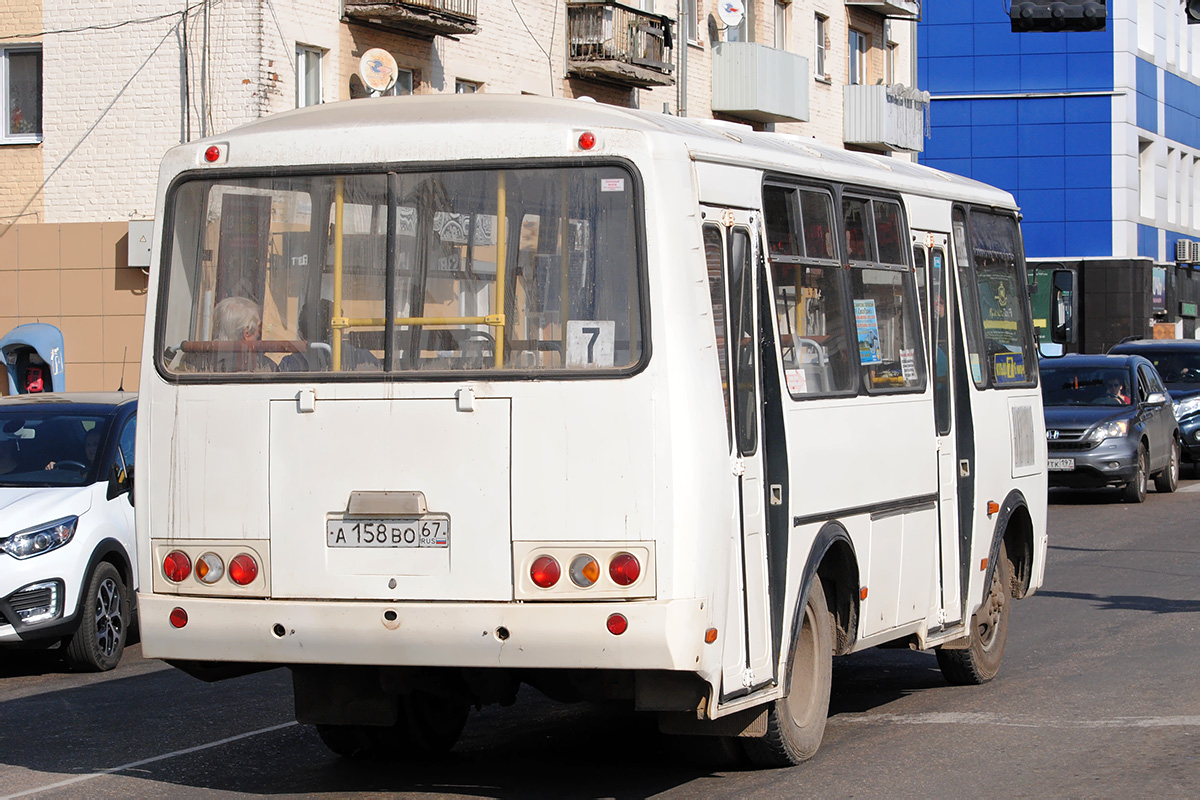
[1128,352,1200,387]
[1040,367,1133,407]
[0,409,113,487]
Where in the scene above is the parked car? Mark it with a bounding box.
[0,393,137,670]
[1108,338,1200,474]
[1040,354,1180,502]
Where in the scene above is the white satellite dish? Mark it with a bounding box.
[716,1,745,29]
[359,48,398,95]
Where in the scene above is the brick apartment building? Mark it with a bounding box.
[1,0,924,391]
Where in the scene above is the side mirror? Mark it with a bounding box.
[107,463,131,501]
[1147,391,1168,407]
[1050,269,1076,346]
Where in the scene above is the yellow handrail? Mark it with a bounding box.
[331,314,505,329]
[332,177,345,368]
[494,171,507,367]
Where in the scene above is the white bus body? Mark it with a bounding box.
[136,95,1047,763]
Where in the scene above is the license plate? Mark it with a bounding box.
[1047,458,1075,471]
[327,516,450,548]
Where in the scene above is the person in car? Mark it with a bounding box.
[45,428,101,472]
[1104,377,1130,405]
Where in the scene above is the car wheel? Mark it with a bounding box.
[66,562,130,672]
[1121,443,1148,503]
[1154,438,1180,493]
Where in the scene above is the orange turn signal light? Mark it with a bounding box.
[704,627,718,644]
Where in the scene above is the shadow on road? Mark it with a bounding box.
[1034,589,1200,614]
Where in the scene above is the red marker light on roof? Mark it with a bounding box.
[578,131,597,150]
[204,145,221,163]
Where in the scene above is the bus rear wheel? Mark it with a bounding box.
[743,574,834,767]
[936,542,1012,685]
[315,691,469,760]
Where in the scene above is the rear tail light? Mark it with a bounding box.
[169,607,188,628]
[228,554,259,586]
[530,556,561,588]
[606,613,628,635]
[569,555,600,587]
[163,551,192,582]
[195,553,225,584]
[608,552,641,586]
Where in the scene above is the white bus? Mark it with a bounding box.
[136,95,1047,765]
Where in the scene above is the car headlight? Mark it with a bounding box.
[1,516,78,560]
[1173,395,1200,421]
[1088,419,1129,443]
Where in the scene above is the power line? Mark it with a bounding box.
[0,3,206,41]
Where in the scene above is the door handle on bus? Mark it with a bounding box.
[959,459,970,478]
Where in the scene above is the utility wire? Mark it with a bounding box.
[0,3,206,41]
[510,0,555,96]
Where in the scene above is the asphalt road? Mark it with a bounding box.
[2,478,1198,798]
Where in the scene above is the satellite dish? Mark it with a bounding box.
[359,48,398,95]
[717,1,745,29]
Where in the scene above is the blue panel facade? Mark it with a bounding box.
[1164,71,1200,149]
[920,0,1114,260]
[1136,58,1158,133]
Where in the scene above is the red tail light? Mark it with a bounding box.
[163,551,191,582]
[609,552,641,586]
[606,613,628,635]
[530,556,561,589]
[229,554,259,586]
[169,607,188,628]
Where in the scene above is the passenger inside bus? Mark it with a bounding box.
[208,296,275,373]
[278,300,379,373]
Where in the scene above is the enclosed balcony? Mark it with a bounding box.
[342,0,478,38]
[843,83,930,153]
[567,1,674,88]
[844,0,921,19]
[711,42,809,123]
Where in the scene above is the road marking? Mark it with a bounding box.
[834,712,1200,729]
[1180,483,1200,493]
[1,721,298,800]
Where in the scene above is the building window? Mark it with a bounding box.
[814,14,828,78]
[848,29,868,86]
[296,46,323,107]
[390,68,414,96]
[1139,138,1155,219]
[775,1,790,50]
[3,46,42,143]
[684,0,700,43]
[455,79,479,94]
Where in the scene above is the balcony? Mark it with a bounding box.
[843,83,930,153]
[711,42,809,123]
[567,1,674,88]
[342,0,478,38]
[844,0,921,19]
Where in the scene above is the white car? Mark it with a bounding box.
[0,392,137,671]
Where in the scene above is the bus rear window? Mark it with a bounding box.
[158,166,645,377]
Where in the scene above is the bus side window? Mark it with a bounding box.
[851,267,926,393]
[763,185,855,398]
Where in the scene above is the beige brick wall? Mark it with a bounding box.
[0,0,44,227]
[0,222,147,393]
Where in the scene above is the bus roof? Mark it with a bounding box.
[168,94,1017,211]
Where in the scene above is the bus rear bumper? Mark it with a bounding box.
[137,593,710,671]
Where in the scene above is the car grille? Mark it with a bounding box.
[1047,427,1095,451]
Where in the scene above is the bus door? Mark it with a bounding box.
[914,231,963,627]
[702,207,774,698]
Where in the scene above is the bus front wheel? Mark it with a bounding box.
[936,541,1012,685]
[743,574,834,767]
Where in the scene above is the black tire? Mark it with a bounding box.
[743,574,834,767]
[1122,443,1148,503]
[936,542,1012,685]
[316,691,469,760]
[66,562,129,672]
[1154,438,1180,493]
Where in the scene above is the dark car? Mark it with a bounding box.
[1040,354,1180,502]
[0,392,137,670]
[1108,338,1200,473]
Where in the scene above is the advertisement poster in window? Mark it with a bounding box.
[854,299,881,365]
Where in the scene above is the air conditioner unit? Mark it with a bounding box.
[1176,239,1193,263]
[1192,241,1200,264]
